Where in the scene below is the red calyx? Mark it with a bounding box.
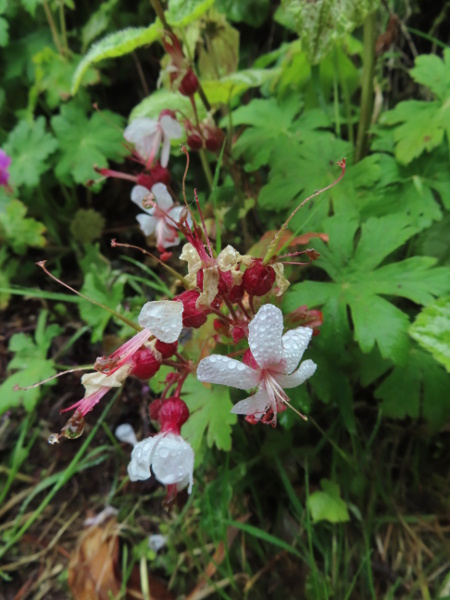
[149,398,164,421]
[159,397,190,434]
[130,347,161,379]
[155,339,178,359]
[187,132,204,151]
[242,349,259,370]
[179,69,199,97]
[174,290,210,328]
[159,109,177,120]
[204,126,225,153]
[232,326,246,344]
[227,282,245,303]
[242,260,276,296]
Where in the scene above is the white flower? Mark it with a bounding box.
[127,433,194,494]
[131,183,189,250]
[197,304,317,425]
[124,115,182,167]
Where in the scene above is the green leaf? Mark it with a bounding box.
[166,0,215,26]
[216,0,270,26]
[375,346,450,428]
[0,199,47,254]
[181,376,237,454]
[78,266,127,343]
[284,214,450,365]
[307,479,350,523]
[409,296,450,373]
[81,0,119,51]
[380,50,450,164]
[129,87,206,122]
[72,23,162,94]
[0,16,9,47]
[198,11,239,79]
[51,101,126,186]
[4,116,59,187]
[202,68,278,105]
[276,0,380,64]
[20,0,41,17]
[0,311,62,416]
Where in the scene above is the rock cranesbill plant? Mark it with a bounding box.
[27,144,345,504]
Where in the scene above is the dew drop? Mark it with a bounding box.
[159,447,169,459]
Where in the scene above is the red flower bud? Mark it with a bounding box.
[155,339,178,359]
[149,398,164,421]
[187,132,204,151]
[227,282,245,303]
[174,290,210,328]
[130,347,161,379]
[179,69,199,97]
[242,260,276,296]
[232,326,246,344]
[204,127,225,153]
[159,397,190,434]
[159,109,177,120]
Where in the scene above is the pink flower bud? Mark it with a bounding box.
[187,131,204,151]
[159,109,177,120]
[242,260,276,296]
[204,126,225,153]
[179,69,199,97]
[174,290,210,328]
[149,398,164,421]
[155,339,178,358]
[130,347,161,379]
[159,397,190,434]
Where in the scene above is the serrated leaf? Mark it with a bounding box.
[72,23,162,94]
[0,199,46,254]
[4,116,58,187]
[81,0,119,51]
[375,346,450,428]
[0,312,62,416]
[202,68,278,105]
[410,48,450,101]
[307,479,350,523]
[409,296,450,373]
[277,0,380,64]
[284,213,450,365]
[51,101,126,186]
[181,376,237,454]
[166,0,215,26]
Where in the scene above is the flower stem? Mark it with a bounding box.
[354,11,376,163]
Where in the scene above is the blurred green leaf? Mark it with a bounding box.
[4,117,58,187]
[307,479,350,523]
[166,0,215,26]
[409,296,450,373]
[0,199,46,254]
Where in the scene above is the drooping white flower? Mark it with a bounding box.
[124,115,182,168]
[127,432,194,493]
[197,304,317,425]
[131,182,189,251]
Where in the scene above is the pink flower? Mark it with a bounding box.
[0,149,12,188]
[124,113,182,168]
[197,304,317,426]
[131,182,189,251]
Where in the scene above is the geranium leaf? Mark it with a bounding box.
[409,296,450,373]
[307,479,350,523]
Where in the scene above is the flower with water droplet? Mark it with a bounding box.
[197,304,317,426]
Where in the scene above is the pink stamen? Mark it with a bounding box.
[60,386,110,416]
[95,328,152,375]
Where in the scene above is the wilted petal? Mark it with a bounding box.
[197,355,260,390]
[128,437,156,480]
[272,262,290,295]
[151,433,194,493]
[136,213,158,236]
[275,359,317,389]
[152,182,173,211]
[155,218,180,249]
[281,327,313,374]
[196,266,219,310]
[160,115,183,139]
[82,364,132,396]
[217,245,241,272]
[230,387,271,417]
[131,185,153,214]
[248,304,284,369]
[138,300,184,343]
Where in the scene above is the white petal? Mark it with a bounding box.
[197,355,260,390]
[155,219,180,249]
[160,136,171,168]
[115,424,137,446]
[168,205,192,227]
[152,182,173,211]
[230,387,271,416]
[131,185,153,214]
[248,304,284,369]
[276,359,317,389]
[151,433,194,492]
[127,437,156,481]
[124,118,158,144]
[136,213,158,236]
[138,300,184,343]
[82,364,131,395]
[160,115,183,139]
[281,327,313,374]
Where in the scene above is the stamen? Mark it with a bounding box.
[94,328,152,375]
[194,188,213,259]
